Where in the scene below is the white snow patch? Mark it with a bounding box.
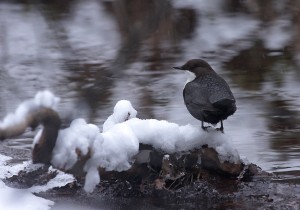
[49,98,240,192]
[0,155,74,192]
[102,100,137,132]
[29,167,75,193]
[1,91,241,193]
[0,90,59,129]
[0,155,74,210]
[0,155,43,179]
[81,122,139,192]
[83,167,100,193]
[32,129,43,147]
[51,118,103,170]
[0,180,54,210]
[126,118,239,163]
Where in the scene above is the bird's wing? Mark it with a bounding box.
[184,81,214,111]
[203,75,235,104]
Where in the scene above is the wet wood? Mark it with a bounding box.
[0,107,247,181]
[3,107,298,209]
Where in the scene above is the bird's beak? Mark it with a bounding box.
[173,66,182,70]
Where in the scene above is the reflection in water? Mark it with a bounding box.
[225,41,281,91]
[0,0,300,183]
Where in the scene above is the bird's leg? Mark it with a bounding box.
[201,121,210,131]
[216,120,224,133]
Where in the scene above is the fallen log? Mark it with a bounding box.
[0,91,253,193]
[1,92,298,210]
[0,104,248,186]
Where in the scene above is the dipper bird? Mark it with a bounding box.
[173,59,236,132]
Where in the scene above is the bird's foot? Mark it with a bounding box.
[201,125,211,132]
[216,121,224,133]
[216,127,224,133]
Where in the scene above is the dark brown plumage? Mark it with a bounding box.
[174,59,236,132]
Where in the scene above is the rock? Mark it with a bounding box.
[200,145,243,176]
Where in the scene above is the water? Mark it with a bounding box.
[0,0,300,206]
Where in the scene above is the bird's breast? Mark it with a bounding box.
[184,71,197,86]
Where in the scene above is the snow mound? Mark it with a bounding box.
[52,101,139,192]
[126,119,239,163]
[102,100,137,132]
[52,118,103,170]
[47,97,240,192]
[0,91,241,193]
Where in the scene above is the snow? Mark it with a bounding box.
[0,91,241,193]
[52,118,103,170]
[0,180,54,210]
[47,96,240,192]
[32,129,43,146]
[0,90,59,129]
[0,154,42,179]
[29,167,75,193]
[102,100,137,132]
[0,154,74,210]
[126,119,239,163]
[82,121,139,192]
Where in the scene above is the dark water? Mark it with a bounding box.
[0,0,300,208]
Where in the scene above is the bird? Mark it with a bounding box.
[173,59,236,132]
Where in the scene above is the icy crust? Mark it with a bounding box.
[0,90,59,129]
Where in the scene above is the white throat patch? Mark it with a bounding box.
[185,70,196,85]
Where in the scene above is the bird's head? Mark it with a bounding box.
[173,59,212,73]
[173,59,214,83]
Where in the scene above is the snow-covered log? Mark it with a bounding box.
[0,91,245,193]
